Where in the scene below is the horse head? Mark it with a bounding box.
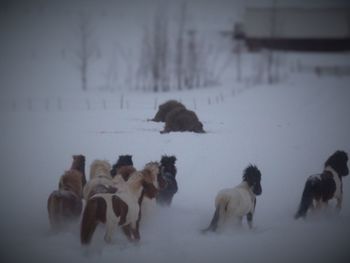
[142,162,167,197]
[325,150,349,177]
[71,155,86,185]
[160,155,177,176]
[243,164,262,196]
[89,160,112,180]
[111,155,133,177]
[59,170,84,198]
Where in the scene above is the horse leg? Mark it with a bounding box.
[131,227,140,241]
[104,221,116,243]
[336,196,342,212]
[122,224,134,241]
[247,212,253,229]
[131,220,140,241]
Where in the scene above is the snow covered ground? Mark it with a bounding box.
[1,73,350,263]
[1,1,350,262]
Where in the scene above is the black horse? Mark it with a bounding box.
[156,155,178,206]
[295,150,349,219]
[110,155,133,178]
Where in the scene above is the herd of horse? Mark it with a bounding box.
[47,150,349,246]
[47,154,178,244]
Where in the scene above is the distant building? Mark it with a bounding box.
[235,7,350,51]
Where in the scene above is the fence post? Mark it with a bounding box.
[154,97,158,110]
[120,94,124,109]
[220,92,224,102]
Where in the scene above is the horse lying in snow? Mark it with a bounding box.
[203,165,262,233]
[295,150,349,219]
[80,162,164,244]
[148,100,186,122]
[47,155,86,230]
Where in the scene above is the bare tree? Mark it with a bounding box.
[73,12,99,91]
[175,1,188,91]
[185,30,200,89]
[137,26,153,91]
[267,0,277,84]
[233,39,243,83]
[151,4,170,92]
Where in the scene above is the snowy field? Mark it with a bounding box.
[1,74,350,263]
[1,1,350,262]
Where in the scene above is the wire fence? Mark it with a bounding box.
[0,89,242,113]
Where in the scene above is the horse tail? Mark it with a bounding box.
[80,197,105,245]
[202,204,221,233]
[47,191,63,230]
[295,178,316,219]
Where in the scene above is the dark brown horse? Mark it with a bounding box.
[47,155,86,231]
[110,155,134,180]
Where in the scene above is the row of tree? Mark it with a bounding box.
[74,2,225,92]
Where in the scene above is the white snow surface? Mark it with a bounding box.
[1,75,350,263]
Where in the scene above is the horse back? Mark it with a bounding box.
[215,187,255,216]
[59,170,84,198]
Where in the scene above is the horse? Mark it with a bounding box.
[83,160,117,201]
[202,165,262,233]
[160,107,205,134]
[295,150,349,219]
[148,100,186,122]
[80,162,162,245]
[156,155,178,206]
[110,155,134,180]
[47,155,86,230]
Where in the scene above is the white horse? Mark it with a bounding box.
[80,163,160,244]
[83,160,116,201]
[203,165,262,232]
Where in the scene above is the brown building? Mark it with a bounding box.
[236,7,350,52]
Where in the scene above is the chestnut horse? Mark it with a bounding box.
[47,155,86,230]
[80,162,161,244]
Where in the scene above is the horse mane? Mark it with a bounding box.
[324,150,349,176]
[125,171,144,193]
[116,165,136,181]
[242,164,261,181]
[143,162,159,183]
[160,155,177,176]
[111,155,133,177]
[71,155,86,185]
[89,160,112,180]
[59,170,83,198]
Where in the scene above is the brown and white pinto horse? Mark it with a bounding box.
[83,160,117,201]
[80,162,162,244]
[47,155,86,230]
